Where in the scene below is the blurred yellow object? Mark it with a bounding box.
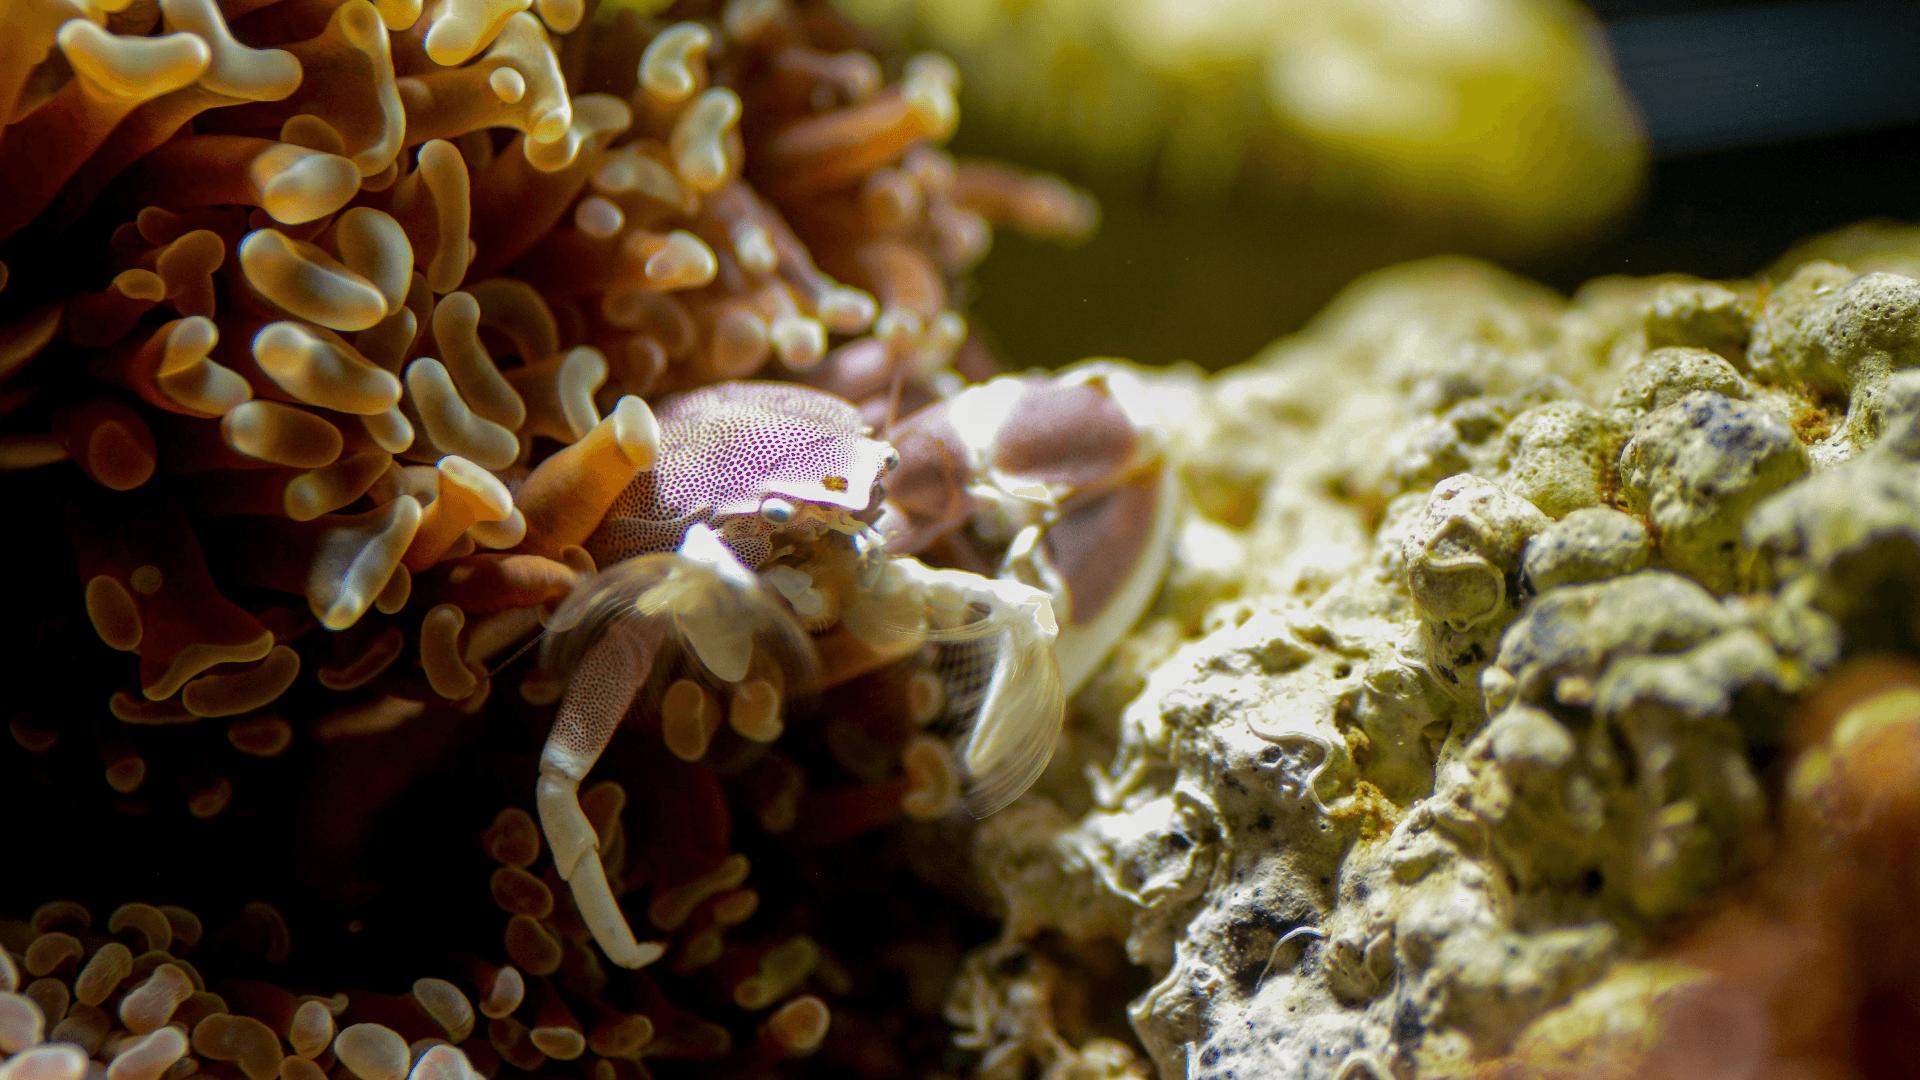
[841,0,1647,254]
[596,0,676,17]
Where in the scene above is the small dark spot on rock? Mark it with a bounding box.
[1254,812,1274,831]
[1392,999,1425,1044]
[1165,832,1193,853]
[1258,908,1294,933]
[1582,867,1605,895]
[1252,638,1312,674]
[1259,746,1282,765]
[1230,959,1266,993]
[1200,1047,1222,1067]
[1333,661,1353,678]
[1610,724,1638,783]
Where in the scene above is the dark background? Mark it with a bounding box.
[960,0,1920,373]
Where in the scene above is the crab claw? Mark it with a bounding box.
[537,543,816,966]
[846,556,1065,817]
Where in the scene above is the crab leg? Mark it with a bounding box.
[538,613,669,969]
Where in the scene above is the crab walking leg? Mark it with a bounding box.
[539,616,669,969]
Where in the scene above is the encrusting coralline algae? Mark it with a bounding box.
[953,225,1920,1080]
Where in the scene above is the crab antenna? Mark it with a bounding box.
[880,360,908,439]
[488,631,544,678]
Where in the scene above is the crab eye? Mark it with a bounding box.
[882,447,901,471]
[761,498,796,525]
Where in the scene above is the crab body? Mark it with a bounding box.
[526,370,1176,968]
[881,361,1182,692]
[582,382,896,574]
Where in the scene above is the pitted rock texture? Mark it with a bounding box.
[1610,345,1751,412]
[1521,507,1650,591]
[1618,390,1810,593]
[1747,267,1920,401]
[955,227,1920,1079]
[1403,474,1549,707]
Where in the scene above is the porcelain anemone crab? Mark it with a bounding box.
[521,362,1179,967]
